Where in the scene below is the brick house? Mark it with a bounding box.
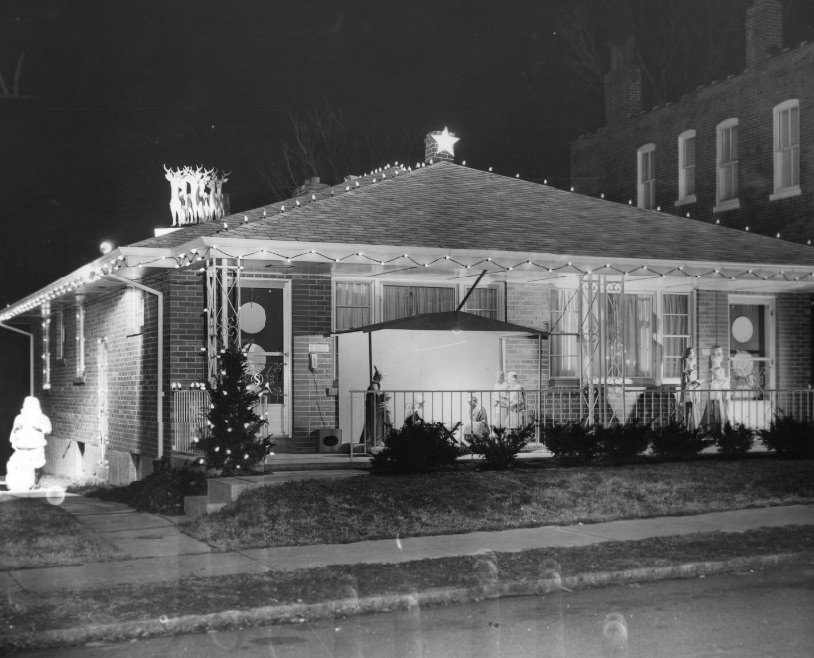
[570,0,813,245]
[3,129,814,484]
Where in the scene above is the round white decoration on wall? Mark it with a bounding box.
[245,343,267,374]
[240,302,266,334]
[731,315,754,343]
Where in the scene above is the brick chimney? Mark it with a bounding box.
[745,0,783,68]
[424,128,458,164]
[603,38,641,126]
[294,176,330,197]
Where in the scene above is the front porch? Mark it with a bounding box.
[170,386,814,457]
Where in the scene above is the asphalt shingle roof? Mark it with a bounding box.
[130,161,814,268]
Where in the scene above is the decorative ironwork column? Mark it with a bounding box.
[205,258,241,380]
[579,275,601,424]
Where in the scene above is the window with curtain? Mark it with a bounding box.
[460,286,499,319]
[334,281,372,330]
[637,143,656,209]
[606,293,653,380]
[773,99,800,196]
[716,119,739,204]
[677,130,696,202]
[382,285,456,321]
[662,293,690,381]
[549,288,580,378]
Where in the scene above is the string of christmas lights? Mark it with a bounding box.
[3,158,814,322]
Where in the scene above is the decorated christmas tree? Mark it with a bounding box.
[199,345,274,475]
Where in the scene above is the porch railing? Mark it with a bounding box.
[170,389,276,455]
[349,387,814,446]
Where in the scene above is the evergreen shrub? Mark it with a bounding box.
[650,420,712,460]
[594,419,652,463]
[542,422,600,464]
[469,423,535,470]
[371,421,463,473]
[758,416,814,458]
[711,421,755,458]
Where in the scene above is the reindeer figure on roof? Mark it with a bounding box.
[164,165,229,224]
[164,165,186,227]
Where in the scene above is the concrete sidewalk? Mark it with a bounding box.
[3,477,814,595]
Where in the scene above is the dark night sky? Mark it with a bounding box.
[1,0,812,309]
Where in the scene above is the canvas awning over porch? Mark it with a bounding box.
[332,310,548,338]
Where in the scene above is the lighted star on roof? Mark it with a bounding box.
[432,127,460,156]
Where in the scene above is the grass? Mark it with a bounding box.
[182,457,814,550]
[3,525,813,640]
[0,498,123,569]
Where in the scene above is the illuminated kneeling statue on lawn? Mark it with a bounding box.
[5,396,51,491]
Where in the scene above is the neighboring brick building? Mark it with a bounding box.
[571,0,813,244]
[4,127,814,485]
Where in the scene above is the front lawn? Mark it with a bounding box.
[0,497,123,569]
[182,457,814,550]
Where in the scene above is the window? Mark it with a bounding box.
[382,285,456,321]
[677,130,696,204]
[772,99,800,199]
[606,292,653,379]
[55,308,65,361]
[662,293,691,381]
[637,143,656,209]
[460,286,498,319]
[75,297,86,382]
[41,303,51,390]
[715,118,739,210]
[549,289,580,378]
[334,282,372,331]
[550,287,691,383]
[125,287,144,336]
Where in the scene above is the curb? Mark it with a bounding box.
[0,552,805,653]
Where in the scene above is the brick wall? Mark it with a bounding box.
[290,273,337,451]
[571,44,814,243]
[503,282,550,390]
[38,275,165,483]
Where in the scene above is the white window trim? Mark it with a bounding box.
[770,99,801,201]
[676,129,696,206]
[548,284,694,386]
[659,290,694,385]
[75,296,86,383]
[637,143,656,210]
[713,198,741,213]
[125,287,145,336]
[55,307,65,362]
[41,303,51,391]
[715,118,739,208]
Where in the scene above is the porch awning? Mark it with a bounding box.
[332,310,548,338]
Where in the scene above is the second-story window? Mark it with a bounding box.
[772,99,800,199]
[637,143,656,209]
[716,118,739,209]
[677,130,696,204]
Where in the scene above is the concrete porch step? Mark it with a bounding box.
[183,495,227,518]
[184,469,369,519]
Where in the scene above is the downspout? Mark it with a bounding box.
[0,323,34,396]
[105,274,165,461]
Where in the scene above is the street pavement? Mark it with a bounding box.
[2,475,814,652]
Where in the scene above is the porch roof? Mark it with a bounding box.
[332,310,548,338]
